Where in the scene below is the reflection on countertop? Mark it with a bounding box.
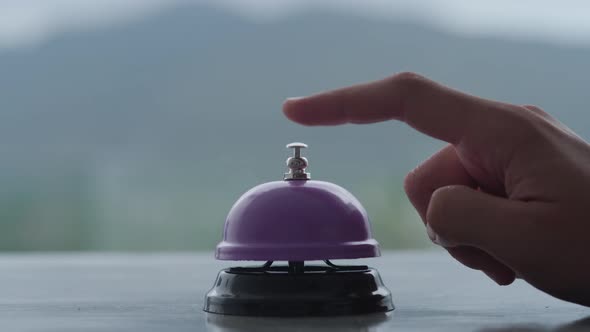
[205,312,391,332]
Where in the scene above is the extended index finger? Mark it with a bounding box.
[283,72,510,145]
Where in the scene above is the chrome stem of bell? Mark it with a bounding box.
[284,142,311,180]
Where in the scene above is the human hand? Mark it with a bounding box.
[283,72,590,306]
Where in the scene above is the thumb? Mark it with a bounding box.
[426,185,537,258]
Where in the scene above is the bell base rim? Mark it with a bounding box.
[203,267,394,317]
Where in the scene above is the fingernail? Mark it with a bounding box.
[426,223,453,247]
[426,223,437,242]
[285,96,305,102]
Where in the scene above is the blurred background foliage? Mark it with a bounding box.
[0,1,588,250]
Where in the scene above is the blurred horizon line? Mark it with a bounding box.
[1,0,590,52]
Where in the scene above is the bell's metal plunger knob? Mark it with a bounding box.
[284,142,310,180]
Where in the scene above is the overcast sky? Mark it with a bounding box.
[1,0,589,50]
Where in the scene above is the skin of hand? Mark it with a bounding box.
[282,72,590,307]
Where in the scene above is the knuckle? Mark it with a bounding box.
[522,104,558,124]
[389,71,427,90]
[385,72,432,121]
[403,162,434,205]
[403,167,422,197]
[495,105,547,144]
[522,104,544,113]
[519,109,551,136]
[426,185,470,241]
[426,186,456,228]
[393,71,424,81]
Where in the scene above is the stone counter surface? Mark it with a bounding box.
[0,251,588,331]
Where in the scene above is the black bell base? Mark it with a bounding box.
[203,265,394,317]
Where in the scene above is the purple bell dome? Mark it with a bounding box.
[216,143,380,261]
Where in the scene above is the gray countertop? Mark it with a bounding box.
[0,251,588,332]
